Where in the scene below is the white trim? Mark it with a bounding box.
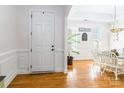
[0,50,17,58]
[64,17,68,73]
[4,70,17,88]
[0,50,18,87]
[29,10,32,74]
[64,6,72,73]
[18,70,30,75]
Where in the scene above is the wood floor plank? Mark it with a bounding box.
[8,60,124,88]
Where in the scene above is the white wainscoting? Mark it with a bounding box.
[17,49,30,74]
[55,49,64,72]
[17,49,65,73]
[0,48,65,87]
[0,50,18,87]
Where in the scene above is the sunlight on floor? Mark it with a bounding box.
[89,65,101,80]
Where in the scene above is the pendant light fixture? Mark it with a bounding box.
[110,5,124,41]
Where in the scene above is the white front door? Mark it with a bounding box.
[31,11,55,72]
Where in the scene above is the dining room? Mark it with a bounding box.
[67,5,124,86]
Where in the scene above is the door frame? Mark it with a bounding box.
[29,10,56,73]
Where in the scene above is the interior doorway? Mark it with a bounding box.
[67,5,110,69]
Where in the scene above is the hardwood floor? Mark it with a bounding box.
[8,60,124,88]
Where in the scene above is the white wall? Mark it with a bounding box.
[68,20,110,60]
[99,24,110,51]
[16,5,67,73]
[0,6,18,87]
[0,6,17,53]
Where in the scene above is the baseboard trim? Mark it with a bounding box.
[5,71,17,87]
[0,49,18,88]
[18,70,31,75]
[74,59,93,61]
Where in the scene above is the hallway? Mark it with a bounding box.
[8,61,124,88]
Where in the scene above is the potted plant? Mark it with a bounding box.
[67,29,80,65]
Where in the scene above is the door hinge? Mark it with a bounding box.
[30,65,32,69]
[31,14,32,18]
[30,49,32,52]
[30,32,32,35]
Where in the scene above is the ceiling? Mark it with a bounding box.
[68,5,124,23]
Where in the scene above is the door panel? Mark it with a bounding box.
[31,11,55,72]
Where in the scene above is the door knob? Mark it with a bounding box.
[51,49,54,51]
[51,45,54,47]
